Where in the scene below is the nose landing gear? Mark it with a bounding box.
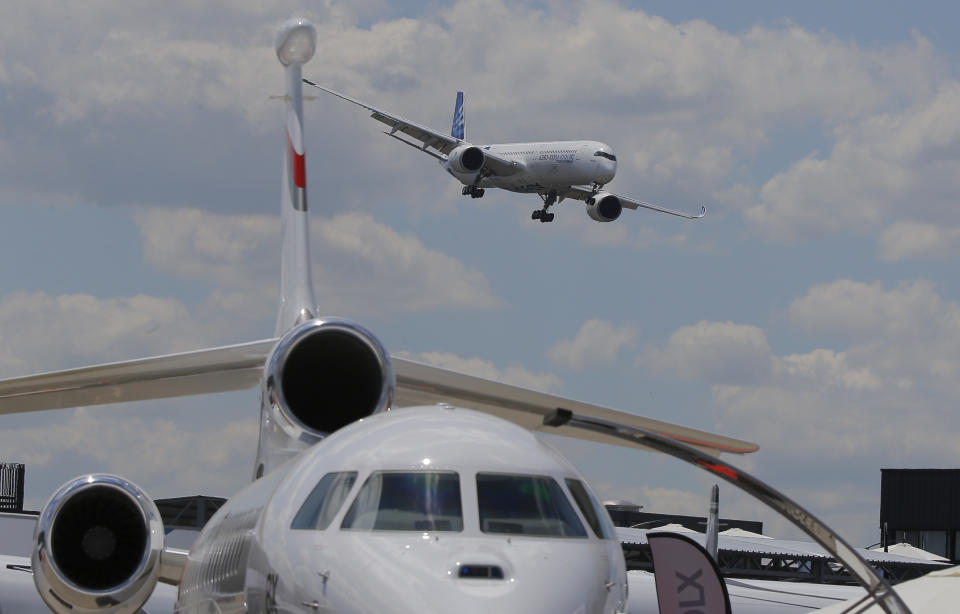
[532,191,558,223]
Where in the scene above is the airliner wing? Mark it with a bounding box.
[0,345,757,455]
[302,80,523,177]
[303,80,461,156]
[564,185,707,220]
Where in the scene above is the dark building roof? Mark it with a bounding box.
[881,469,960,528]
[605,507,762,534]
[0,464,25,513]
[155,496,227,529]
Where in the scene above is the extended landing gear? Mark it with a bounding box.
[462,185,485,199]
[532,191,557,223]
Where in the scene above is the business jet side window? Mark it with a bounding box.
[341,471,463,532]
[291,471,358,530]
[477,473,587,537]
[565,478,615,539]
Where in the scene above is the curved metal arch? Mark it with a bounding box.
[541,408,911,614]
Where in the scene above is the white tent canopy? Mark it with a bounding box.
[720,527,771,539]
[870,542,950,562]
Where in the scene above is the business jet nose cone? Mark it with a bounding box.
[276,18,317,66]
[323,535,611,614]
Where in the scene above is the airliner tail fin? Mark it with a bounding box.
[451,91,465,140]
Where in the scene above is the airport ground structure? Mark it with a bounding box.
[0,464,949,586]
[880,468,960,562]
[605,500,946,584]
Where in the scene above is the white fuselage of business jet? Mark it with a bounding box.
[179,406,628,614]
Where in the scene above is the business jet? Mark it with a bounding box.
[0,17,934,614]
[301,79,706,224]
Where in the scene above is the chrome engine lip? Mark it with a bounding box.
[263,317,396,444]
[32,473,164,614]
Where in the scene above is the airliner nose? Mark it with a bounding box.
[593,143,617,184]
[601,160,616,184]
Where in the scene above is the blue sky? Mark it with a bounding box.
[3,0,960,547]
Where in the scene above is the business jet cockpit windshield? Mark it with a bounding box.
[341,471,463,532]
[289,469,615,539]
[477,473,586,537]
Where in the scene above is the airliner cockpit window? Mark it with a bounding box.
[593,151,617,161]
[477,474,587,537]
[341,472,463,532]
[291,471,358,530]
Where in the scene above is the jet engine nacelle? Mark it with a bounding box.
[447,145,485,174]
[256,318,395,476]
[32,474,164,614]
[585,192,622,222]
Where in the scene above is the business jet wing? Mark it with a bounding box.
[0,340,275,414]
[0,344,757,455]
[391,356,757,454]
[302,80,522,177]
[564,185,707,220]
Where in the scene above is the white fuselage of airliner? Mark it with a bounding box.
[445,140,617,195]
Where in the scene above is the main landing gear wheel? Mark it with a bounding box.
[532,191,558,222]
[462,186,485,199]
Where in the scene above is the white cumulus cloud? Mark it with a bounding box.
[135,208,501,317]
[787,279,956,341]
[545,319,639,370]
[0,405,258,504]
[747,82,960,240]
[640,321,772,384]
[878,222,960,261]
[395,350,562,393]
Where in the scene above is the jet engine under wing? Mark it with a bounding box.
[564,185,707,220]
[302,80,522,177]
[0,343,757,455]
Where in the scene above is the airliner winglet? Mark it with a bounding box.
[303,78,707,225]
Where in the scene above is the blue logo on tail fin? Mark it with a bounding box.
[451,91,465,140]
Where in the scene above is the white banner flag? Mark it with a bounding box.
[648,532,731,614]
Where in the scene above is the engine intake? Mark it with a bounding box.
[32,474,163,614]
[585,192,622,222]
[448,145,485,174]
[257,318,395,475]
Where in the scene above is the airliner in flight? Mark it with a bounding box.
[0,17,931,614]
[302,79,706,224]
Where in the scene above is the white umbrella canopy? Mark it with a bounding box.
[646,523,699,533]
[720,527,772,539]
[870,542,950,562]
